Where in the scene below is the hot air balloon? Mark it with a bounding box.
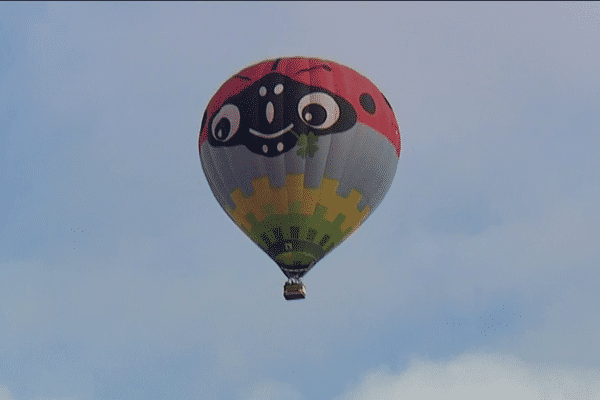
[199,57,400,300]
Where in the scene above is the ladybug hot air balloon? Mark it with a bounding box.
[199,57,401,300]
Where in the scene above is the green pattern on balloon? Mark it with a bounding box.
[243,203,352,254]
[291,130,319,158]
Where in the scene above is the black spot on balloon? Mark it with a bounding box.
[271,58,282,71]
[359,93,376,114]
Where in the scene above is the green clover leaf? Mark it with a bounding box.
[291,130,319,159]
[297,146,308,158]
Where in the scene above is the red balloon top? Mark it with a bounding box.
[199,57,400,157]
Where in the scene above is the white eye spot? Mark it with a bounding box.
[259,86,267,97]
[274,84,284,95]
[297,92,340,129]
[211,104,240,142]
[277,142,284,152]
[262,144,268,153]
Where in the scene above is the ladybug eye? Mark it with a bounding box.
[298,92,340,130]
[211,104,240,142]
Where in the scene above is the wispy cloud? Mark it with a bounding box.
[335,353,600,400]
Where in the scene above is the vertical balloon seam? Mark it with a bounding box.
[355,125,380,213]
[335,123,367,235]
[201,145,251,236]
[242,147,262,197]
[221,146,248,213]
[304,59,330,247]
[319,132,354,245]
[301,59,316,195]
[329,68,362,204]
[210,147,243,223]
[209,146,241,211]
[349,124,371,210]
[306,136,333,250]
[273,60,297,246]
[202,145,233,211]
[321,133,352,244]
[303,61,339,253]
[200,149,230,216]
[281,61,295,242]
[225,148,255,227]
[199,148,217,201]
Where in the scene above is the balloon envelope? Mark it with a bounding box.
[199,57,400,280]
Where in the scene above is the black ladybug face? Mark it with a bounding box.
[207,73,357,157]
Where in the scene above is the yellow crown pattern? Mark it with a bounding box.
[225,174,370,236]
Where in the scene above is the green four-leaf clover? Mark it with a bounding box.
[291,130,319,159]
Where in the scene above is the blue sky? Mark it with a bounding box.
[1,1,599,399]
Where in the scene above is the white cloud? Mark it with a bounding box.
[335,353,600,400]
[0,385,14,400]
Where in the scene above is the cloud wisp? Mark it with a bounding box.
[335,352,600,400]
